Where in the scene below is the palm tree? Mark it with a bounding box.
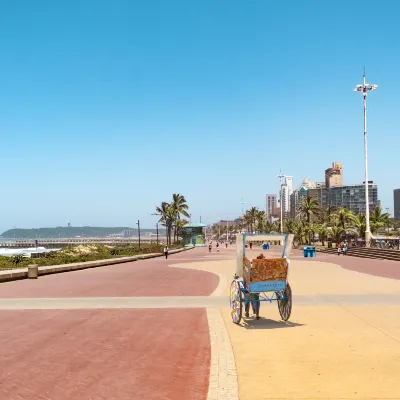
[353,215,366,239]
[175,219,189,242]
[293,220,306,245]
[370,206,389,234]
[264,221,275,234]
[298,197,320,224]
[171,193,190,243]
[244,207,259,233]
[317,205,336,225]
[284,219,297,235]
[317,225,329,246]
[335,207,356,230]
[307,223,319,245]
[256,210,266,233]
[329,223,345,245]
[153,201,174,245]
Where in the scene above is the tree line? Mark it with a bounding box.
[211,197,392,246]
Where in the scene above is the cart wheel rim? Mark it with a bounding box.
[230,280,242,323]
[278,283,292,321]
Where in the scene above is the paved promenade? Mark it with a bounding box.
[0,245,399,399]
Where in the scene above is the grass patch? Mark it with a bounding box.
[0,243,182,270]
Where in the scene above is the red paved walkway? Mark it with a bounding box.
[0,248,220,399]
[0,248,219,298]
[0,308,210,400]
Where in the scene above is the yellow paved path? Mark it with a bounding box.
[173,246,400,399]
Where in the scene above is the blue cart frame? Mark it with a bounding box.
[230,233,293,324]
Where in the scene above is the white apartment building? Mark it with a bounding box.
[280,176,293,213]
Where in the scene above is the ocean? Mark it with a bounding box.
[0,246,60,258]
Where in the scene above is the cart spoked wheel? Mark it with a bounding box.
[277,282,292,321]
[230,280,243,324]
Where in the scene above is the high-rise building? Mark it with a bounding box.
[301,178,316,189]
[281,184,288,212]
[309,187,328,209]
[328,182,379,214]
[290,186,310,218]
[266,194,277,218]
[394,189,400,219]
[325,161,343,188]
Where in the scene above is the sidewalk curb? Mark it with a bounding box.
[0,247,193,283]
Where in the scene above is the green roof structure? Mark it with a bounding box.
[183,223,207,228]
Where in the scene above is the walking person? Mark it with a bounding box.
[216,242,219,252]
[209,243,212,253]
[337,242,342,256]
[343,240,348,256]
[164,245,169,259]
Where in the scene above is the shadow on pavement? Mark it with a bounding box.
[241,317,304,330]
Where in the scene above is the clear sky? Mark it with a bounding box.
[0,0,398,231]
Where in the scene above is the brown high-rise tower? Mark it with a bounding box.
[325,161,343,188]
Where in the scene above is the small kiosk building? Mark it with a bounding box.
[182,223,206,247]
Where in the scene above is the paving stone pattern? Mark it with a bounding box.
[206,308,239,400]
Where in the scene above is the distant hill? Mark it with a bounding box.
[1,226,165,239]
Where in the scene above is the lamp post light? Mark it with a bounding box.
[277,171,285,234]
[353,71,377,247]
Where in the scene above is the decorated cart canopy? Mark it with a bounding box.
[235,233,294,277]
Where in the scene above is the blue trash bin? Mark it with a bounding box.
[262,243,270,250]
[303,246,316,258]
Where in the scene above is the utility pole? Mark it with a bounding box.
[353,70,378,247]
[137,220,141,250]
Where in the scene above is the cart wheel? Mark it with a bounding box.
[277,283,292,321]
[230,280,242,324]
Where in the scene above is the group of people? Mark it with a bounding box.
[337,241,348,256]
[208,240,229,252]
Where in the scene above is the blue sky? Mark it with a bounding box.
[0,0,398,231]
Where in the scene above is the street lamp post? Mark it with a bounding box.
[156,222,159,245]
[136,220,141,250]
[277,171,285,234]
[218,217,221,239]
[353,72,377,247]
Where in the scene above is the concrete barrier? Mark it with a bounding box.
[0,247,191,283]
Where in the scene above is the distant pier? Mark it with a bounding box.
[0,237,167,249]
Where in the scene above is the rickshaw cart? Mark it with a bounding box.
[230,233,293,324]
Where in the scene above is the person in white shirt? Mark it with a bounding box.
[164,246,169,259]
